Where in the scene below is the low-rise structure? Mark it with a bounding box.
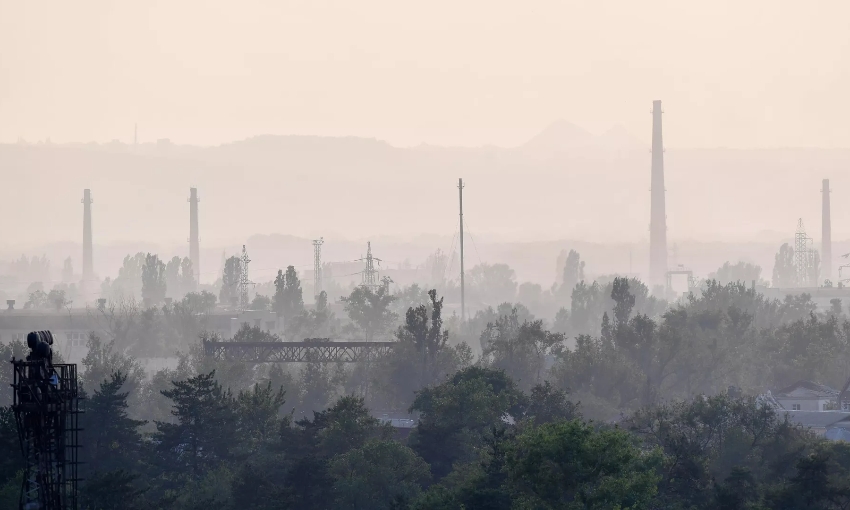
[773,381,838,412]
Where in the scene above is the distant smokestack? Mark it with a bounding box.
[189,188,200,287]
[82,189,93,281]
[823,179,832,283]
[649,100,668,290]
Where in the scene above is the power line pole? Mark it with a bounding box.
[239,244,253,310]
[459,178,465,321]
[313,237,324,297]
[358,242,382,290]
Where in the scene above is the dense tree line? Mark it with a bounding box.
[4,272,850,508]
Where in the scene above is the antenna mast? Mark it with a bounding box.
[239,245,253,310]
[459,178,465,321]
[313,238,324,297]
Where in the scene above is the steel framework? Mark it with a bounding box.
[313,238,324,297]
[238,245,254,311]
[357,242,382,290]
[11,358,81,510]
[794,219,816,287]
[203,340,395,363]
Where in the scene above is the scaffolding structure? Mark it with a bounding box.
[10,331,81,510]
[313,238,324,297]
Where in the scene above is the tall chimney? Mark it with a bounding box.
[189,188,200,287]
[649,100,668,290]
[82,189,93,281]
[822,179,832,284]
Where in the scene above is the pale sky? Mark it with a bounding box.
[2,0,850,148]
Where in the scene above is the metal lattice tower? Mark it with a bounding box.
[359,242,382,290]
[313,238,324,297]
[238,245,253,310]
[794,219,815,287]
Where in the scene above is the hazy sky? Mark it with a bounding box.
[2,0,850,148]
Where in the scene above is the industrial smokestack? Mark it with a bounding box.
[822,179,832,284]
[649,100,668,290]
[189,187,200,287]
[82,189,93,281]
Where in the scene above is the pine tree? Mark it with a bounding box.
[83,371,147,474]
[155,371,235,476]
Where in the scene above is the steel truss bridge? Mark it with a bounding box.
[203,339,395,363]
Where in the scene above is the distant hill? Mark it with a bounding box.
[2,126,850,292]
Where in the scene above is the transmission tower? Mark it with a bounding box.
[794,219,816,287]
[313,238,324,297]
[358,242,382,290]
[239,245,254,310]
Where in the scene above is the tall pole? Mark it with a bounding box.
[82,189,93,282]
[313,238,324,297]
[459,178,465,321]
[189,188,200,288]
[823,179,832,284]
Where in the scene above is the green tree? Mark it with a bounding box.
[708,261,766,286]
[0,407,22,485]
[219,256,241,308]
[234,381,286,447]
[141,253,167,306]
[343,286,397,341]
[82,372,147,475]
[273,266,304,323]
[329,439,431,510]
[773,243,796,288]
[47,288,70,310]
[505,420,662,509]
[181,257,196,295]
[155,371,235,476]
[250,294,271,311]
[468,263,518,306]
[558,249,585,301]
[165,256,183,299]
[81,334,146,405]
[80,470,147,510]
[409,367,525,479]
[182,291,217,314]
[481,310,563,391]
[373,290,472,410]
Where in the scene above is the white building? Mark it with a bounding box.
[774,381,839,412]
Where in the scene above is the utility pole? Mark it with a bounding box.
[313,238,324,298]
[189,188,200,289]
[358,242,382,290]
[82,189,93,283]
[458,178,465,321]
[239,245,253,310]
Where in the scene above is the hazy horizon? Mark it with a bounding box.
[3,0,850,149]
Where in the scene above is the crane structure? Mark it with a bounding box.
[10,331,81,510]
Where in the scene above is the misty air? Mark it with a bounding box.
[2,1,850,509]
